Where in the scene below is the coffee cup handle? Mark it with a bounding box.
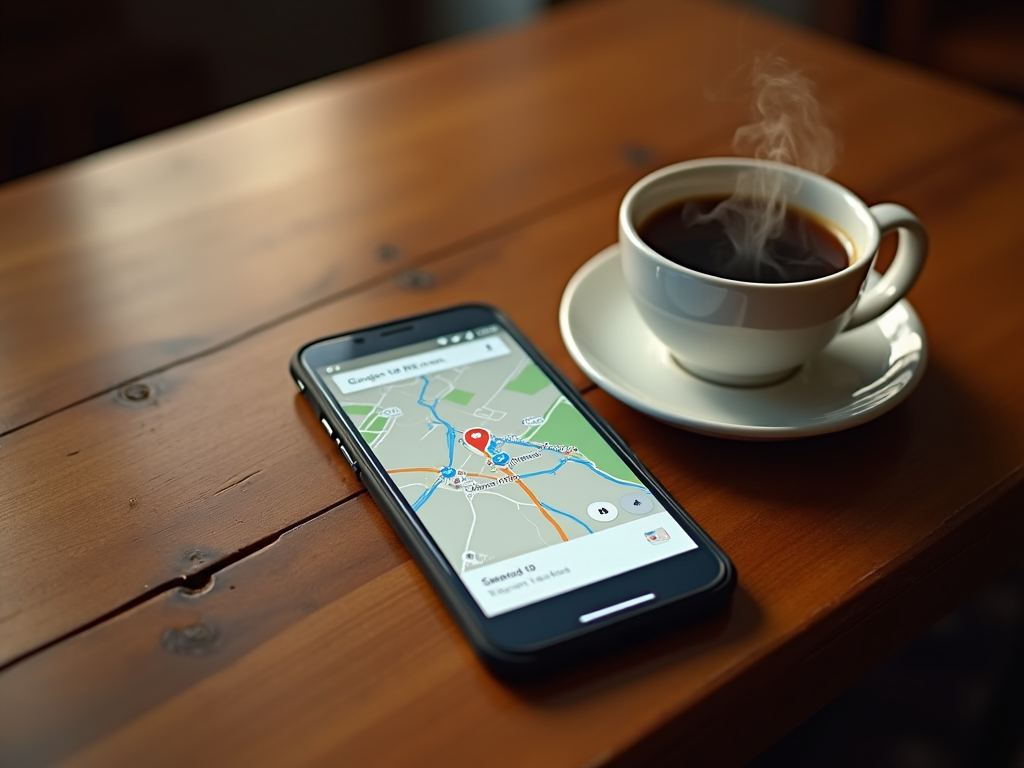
[845,203,928,331]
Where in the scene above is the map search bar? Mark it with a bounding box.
[333,336,512,394]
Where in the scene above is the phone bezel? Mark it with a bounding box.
[293,305,733,665]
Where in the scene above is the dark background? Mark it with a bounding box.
[3,1,1024,766]
[2,0,1021,184]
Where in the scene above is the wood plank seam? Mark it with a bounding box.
[0,372,600,672]
[4,110,1018,440]
[0,167,640,440]
[3,93,1021,669]
[0,490,365,674]
[624,472,1024,768]
[1,118,1020,662]
[854,113,1024,199]
[798,464,1024,665]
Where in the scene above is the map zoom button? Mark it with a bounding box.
[620,492,654,515]
[587,501,618,523]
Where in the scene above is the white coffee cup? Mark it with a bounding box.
[620,158,927,386]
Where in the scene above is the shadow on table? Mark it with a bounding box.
[609,356,1015,531]
[745,564,1024,768]
[522,355,1019,766]
[507,581,762,694]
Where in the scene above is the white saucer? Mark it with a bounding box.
[559,245,927,440]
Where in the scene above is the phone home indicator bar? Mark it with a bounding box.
[333,336,511,394]
[579,593,656,624]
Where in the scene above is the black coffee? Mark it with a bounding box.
[637,196,850,283]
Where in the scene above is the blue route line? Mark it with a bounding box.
[500,438,563,452]
[409,379,644,514]
[499,439,645,490]
[516,458,567,479]
[411,478,443,512]
[417,376,455,467]
[513,454,645,490]
[540,502,593,534]
[565,457,646,489]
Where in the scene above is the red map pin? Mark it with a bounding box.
[464,427,491,454]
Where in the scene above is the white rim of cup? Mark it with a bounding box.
[619,157,880,290]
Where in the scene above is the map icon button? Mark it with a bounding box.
[587,501,618,523]
[620,492,654,515]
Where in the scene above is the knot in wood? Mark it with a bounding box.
[162,622,218,655]
[377,243,401,262]
[397,270,435,290]
[622,144,654,166]
[183,549,207,567]
[119,382,152,402]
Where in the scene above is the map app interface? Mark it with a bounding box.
[322,325,697,617]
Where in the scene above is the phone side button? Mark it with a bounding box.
[320,417,334,436]
[337,441,358,471]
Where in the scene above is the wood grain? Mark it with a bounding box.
[4,113,1024,668]
[0,109,1022,720]
[1,404,1021,768]
[0,0,1019,433]
[0,180,610,667]
[2,87,1024,661]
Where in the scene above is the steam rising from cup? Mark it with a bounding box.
[684,56,840,280]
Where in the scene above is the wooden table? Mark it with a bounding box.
[2,0,1022,765]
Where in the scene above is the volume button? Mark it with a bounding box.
[320,417,333,437]
[337,441,357,470]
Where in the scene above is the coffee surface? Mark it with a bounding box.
[638,196,850,283]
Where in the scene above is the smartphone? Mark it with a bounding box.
[290,305,734,676]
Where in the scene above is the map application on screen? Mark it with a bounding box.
[323,325,697,617]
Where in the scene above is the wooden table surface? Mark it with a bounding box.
[2,0,1023,765]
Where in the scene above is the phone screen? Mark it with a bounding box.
[317,323,698,618]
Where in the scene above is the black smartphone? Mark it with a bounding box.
[290,305,734,676]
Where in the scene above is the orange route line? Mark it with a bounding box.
[497,465,569,542]
[388,468,492,479]
[387,463,569,542]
